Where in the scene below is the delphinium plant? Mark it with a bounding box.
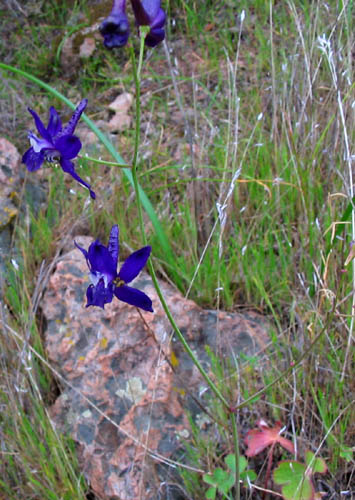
[14,0,245,495]
[0,1,352,499]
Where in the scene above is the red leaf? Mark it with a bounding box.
[245,419,295,457]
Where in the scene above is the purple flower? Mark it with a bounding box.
[131,0,166,47]
[99,0,165,49]
[99,0,130,49]
[22,99,96,199]
[75,225,153,312]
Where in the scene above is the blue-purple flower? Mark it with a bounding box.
[99,0,130,49]
[99,0,165,49]
[131,0,166,47]
[22,99,96,199]
[75,225,153,312]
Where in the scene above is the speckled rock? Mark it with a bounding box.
[0,138,21,281]
[0,137,20,193]
[42,237,270,500]
[0,196,17,230]
[0,137,20,229]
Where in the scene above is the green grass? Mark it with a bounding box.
[0,0,354,498]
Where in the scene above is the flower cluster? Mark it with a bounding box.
[100,0,166,49]
[21,4,161,311]
[22,98,153,312]
[22,99,96,199]
[75,225,153,312]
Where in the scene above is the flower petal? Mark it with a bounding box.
[100,0,130,48]
[87,240,117,279]
[86,281,114,309]
[28,108,53,143]
[150,5,165,28]
[108,225,119,268]
[118,246,151,283]
[55,135,82,160]
[47,106,62,137]
[146,25,165,47]
[145,8,165,46]
[60,159,96,199]
[114,284,153,312]
[22,147,45,171]
[59,99,88,137]
[131,0,159,25]
[74,240,89,261]
[100,15,130,48]
[28,131,54,153]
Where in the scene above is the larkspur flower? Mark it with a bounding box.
[130,0,166,47]
[99,0,165,49]
[99,0,130,49]
[75,225,153,312]
[22,99,96,199]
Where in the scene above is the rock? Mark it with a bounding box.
[59,27,100,75]
[79,37,96,59]
[107,112,132,132]
[0,137,21,198]
[107,93,133,132]
[108,93,133,114]
[0,139,20,269]
[42,237,269,500]
[0,226,12,284]
[0,196,17,230]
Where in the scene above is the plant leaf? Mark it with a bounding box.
[305,451,327,474]
[245,419,294,457]
[203,473,218,487]
[273,460,314,500]
[205,486,217,500]
[225,454,235,472]
[240,469,257,482]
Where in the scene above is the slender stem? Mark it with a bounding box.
[230,412,240,500]
[130,35,147,248]
[129,32,230,410]
[78,155,130,168]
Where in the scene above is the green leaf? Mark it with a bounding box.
[225,453,247,474]
[220,473,235,494]
[339,446,353,462]
[305,451,327,474]
[273,461,314,500]
[224,454,255,485]
[213,468,230,485]
[224,454,236,472]
[240,469,257,482]
[203,473,218,487]
[205,486,217,500]
[203,468,233,495]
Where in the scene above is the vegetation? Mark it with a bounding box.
[0,0,353,498]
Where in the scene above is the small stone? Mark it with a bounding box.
[108,93,133,114]
[106,93,133,132]
[107,112,132,132]
[79,37,96,58]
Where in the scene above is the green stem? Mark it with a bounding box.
[230,412,240,500]
[78,155,130,168]
[129,31,229,410]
